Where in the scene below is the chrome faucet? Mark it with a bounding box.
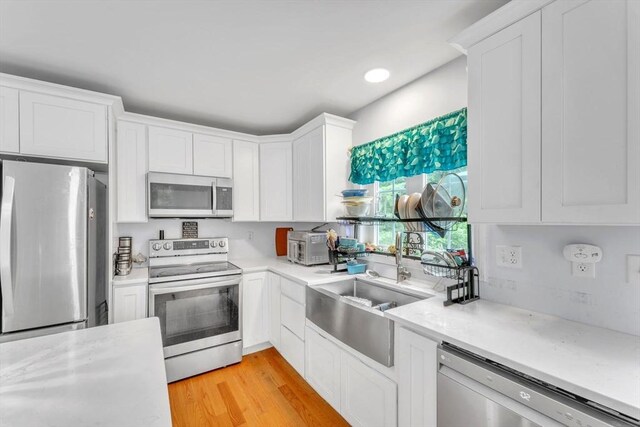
[395,231,411,283]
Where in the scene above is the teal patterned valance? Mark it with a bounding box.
[349,108,467,185]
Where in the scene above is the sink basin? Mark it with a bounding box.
[306,278,431,367]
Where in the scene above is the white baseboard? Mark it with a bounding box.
[242,341,273,356]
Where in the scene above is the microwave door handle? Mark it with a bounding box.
[0,176,15,315]
[211,179,217,215]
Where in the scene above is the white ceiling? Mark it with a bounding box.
[0,0,506,134]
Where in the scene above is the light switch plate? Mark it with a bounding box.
[627,255,640,284]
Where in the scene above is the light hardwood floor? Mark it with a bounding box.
[168,347,349,426]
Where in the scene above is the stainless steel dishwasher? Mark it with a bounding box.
[438,344,639,427]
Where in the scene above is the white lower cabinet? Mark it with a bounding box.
[304,324,397,427]
[112,282,147,323]
[242,272,269,349]
[280,324,305,376]
[396,326,438,427]
[305,326,342,410]
[267,272,281,350]
[341,350,397,427]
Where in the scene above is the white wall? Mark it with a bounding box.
[117,220,325,263]
[477,225,640,336]
[349,56,640,336]
[350,56,468,147]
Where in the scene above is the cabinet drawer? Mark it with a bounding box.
[280,277,305,305]
[280,325,305,376]
[281,294,305,340]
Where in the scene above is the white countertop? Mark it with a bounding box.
[385,296,640,420]
[0,318,171,427]
[112,267,149,285]
[232,256,351,285]
[234,256,640,419]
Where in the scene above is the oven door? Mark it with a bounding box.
[149,276,241,358]
[148,172,216,218]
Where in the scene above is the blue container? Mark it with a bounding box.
[347,263,367,275]
[341,189,368,197]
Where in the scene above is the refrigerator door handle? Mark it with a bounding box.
[0,176,15,315]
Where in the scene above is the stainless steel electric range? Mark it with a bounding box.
[148,237,242,382]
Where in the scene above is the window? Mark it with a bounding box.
[371,167,468,255]
[373,177,406,248]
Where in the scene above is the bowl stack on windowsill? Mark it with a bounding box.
[341,189,373,216]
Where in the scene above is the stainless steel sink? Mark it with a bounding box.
[306,278,431,367]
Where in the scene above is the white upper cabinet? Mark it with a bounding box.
[467,11,541,223]
[260,141,292,221]
[148,126,193,174]
[19,91,108,163]
[292,117,353,222]
[116,121,147,223]
[293,126,326,222]
[0,86,19,154]
[541,0,640,224]
[460,0,639,225]
[232,140,260,221]
[193,133,232,178]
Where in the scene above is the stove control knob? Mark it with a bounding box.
[219,240,226,248]
[210,240,218,248]
[163,242,172,250]
[152,243,162,251]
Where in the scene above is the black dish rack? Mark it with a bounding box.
[421,261,480,306]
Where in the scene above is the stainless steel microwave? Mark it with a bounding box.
[147,172,233,218]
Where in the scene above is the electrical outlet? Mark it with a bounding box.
[247,231,254,241]
[496,245,522,268]
[572,261,595,278]
[627,255,640,284]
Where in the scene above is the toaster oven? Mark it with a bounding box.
[287,231,329,266]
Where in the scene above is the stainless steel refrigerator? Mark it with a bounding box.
[0,160,107,342]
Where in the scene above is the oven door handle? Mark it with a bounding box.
[149,277,240,295]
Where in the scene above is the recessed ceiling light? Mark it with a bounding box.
[364,68,390,83]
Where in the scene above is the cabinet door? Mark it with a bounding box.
[280,325,305,377]
[0,86,19,154]
[396,327,437,427]
[242,272,269,349]
[542,0,640,224]
[116,121,148,223]
[193,134,232,177]
[113,283,147,323]
[148,126,193,174]
[268,273,281,350]
[19,91,107,162]
[293,126,325,221]
[340,350,397,427]
[260,141,293,221]
[305,326,341,410]
[467,11,541,223]
[232,140,260,221]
